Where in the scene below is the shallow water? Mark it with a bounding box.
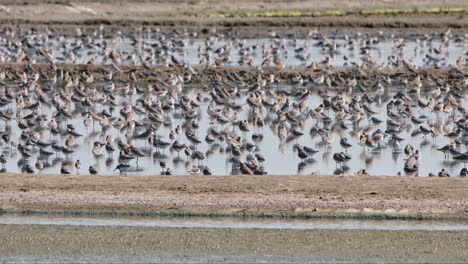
[0,215,467,263]
[0,35,466,68]
[1,81,466,176]
[1,214,468,231]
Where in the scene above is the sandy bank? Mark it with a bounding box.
[0,174,467,219]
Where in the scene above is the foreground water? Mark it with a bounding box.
[0,214,467,263]
[1,214,468,231]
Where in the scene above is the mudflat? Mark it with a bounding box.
[0,224,467,263]
[0,174,467,218]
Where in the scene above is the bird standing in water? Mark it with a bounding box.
[160,161,166,174]
[0,154,6,169]
[114,163,131,175]
[75,160,81,174]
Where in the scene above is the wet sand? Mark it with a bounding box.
[0,174,467,219]
[0,224,467,263]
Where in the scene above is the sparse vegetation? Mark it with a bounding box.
[184,6,467,18]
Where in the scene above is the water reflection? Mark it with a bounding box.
[0,214,468,231]
[0,80,466,176]
[0,33,465,68]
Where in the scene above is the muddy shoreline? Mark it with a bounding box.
[0,224,467,263]
[0,64,465,86]
[0,16,466,40]
[1,14,466,29]
[1,224,467,263]
[0,174,467,219]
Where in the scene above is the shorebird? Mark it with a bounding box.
[84,114,93,133]
[89,166,98,175]
[371,129,385,147]
[254,153,266,165]
[333,152,351,168]
[404,144,414,156]
[438,169,450,177]
[191,150,205,166]
[172,140,186,155]
[356,169,369,176]
[163,168,174,175]
[105,142,115,157]
[129,145,146,168]
[119,149,135,164]
[203,166,212,175]
[340,137,353,153]
[303,146,319,158]
[93,142,105,157]
[404,151,420,173]
[61,165,71,174]
[159,161,166,173]
[294,145,309,162]
[114,163,130,175]
[0,154,6,168]
[437,143,455,159]
[184,147,193,162]
[35,159,44,171]
[461,168,468,177]
[22,164,34,174]
[75,160,82,174]
[188,167,201,175]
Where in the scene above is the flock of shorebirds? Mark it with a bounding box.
[0,27,465,67]
[0,27,466,176]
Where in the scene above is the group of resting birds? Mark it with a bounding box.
[0,26,465,177]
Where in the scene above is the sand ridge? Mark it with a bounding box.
[0,173,467,218]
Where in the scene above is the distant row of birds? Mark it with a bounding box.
[0,26,465,69]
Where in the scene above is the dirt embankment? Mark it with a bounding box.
[0,174,467,219]
[0,64,465,86]
[0,0,466,31]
